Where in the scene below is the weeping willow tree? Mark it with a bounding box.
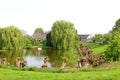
[0,26,25,49]
[50,20,78,49]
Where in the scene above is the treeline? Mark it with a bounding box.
[0,25,40,49]
[0,19,120,62]
[0,20,79,50]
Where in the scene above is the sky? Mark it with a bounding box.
[0,0,120,35]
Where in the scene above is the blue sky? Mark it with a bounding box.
[0,0,120,35]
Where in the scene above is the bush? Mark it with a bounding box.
[104,32,120,61]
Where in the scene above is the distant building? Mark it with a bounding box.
[32,32,47,41]
[80,34,93,42]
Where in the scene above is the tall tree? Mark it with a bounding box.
[50,20,78,49]
[111,18,120,33]
[0,26,25,49]
[105,31,120,61]
[105,19,120,61]
[34,27,44,33]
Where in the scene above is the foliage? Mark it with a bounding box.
[104,19,120,61]
[24,35,38,48]
[92,33,111,44]
[46,32,52,46]
[34,27,44,33]
[102,33,112,44]
[105,31,120,61]
[24,35,33,48]
[41,40,47,47]
[61,49,78,67]
[50,20,78,49]
[111,18,120,33]
[0,26,25,49]
[92,34,103,44]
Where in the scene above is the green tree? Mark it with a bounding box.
[111,18,120,33]
[104,19,120,61]
[102,33,111,44]
[105,31,120,61]
[0,26,25,49]
[92,34,104,44]
[34,27,44,33]
[24,35,34,48]
[50,20,78,49]
[46,31,52,46]
[92,33,111,44]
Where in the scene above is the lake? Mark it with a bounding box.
[0,48,76,68]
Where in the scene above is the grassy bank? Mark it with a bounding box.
[0,42,120,80]
[82,42,108,54]
[0,67,120,80]
[0,61,120,80]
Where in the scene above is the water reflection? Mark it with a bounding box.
[0,49,66,67]
[25,55,51,67]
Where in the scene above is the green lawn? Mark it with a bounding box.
[0,67,120,80]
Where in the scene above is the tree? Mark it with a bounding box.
[111,18,120,33]
[102,33,111,44]
[105,19,120,61]
[34,27,44,33]
[105,31,120,61]
[92,33,111,44]
[24,34,36,48]
[92,34,104,44]
[50,20,78,49]
[46,31,52,46]
[0,26,25,49]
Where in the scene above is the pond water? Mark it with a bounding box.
[0,48,68,68]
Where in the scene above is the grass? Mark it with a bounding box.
[0,42,119,80]
[0,61,120,80]
[82,42,108,54]
[0,67,120,80]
